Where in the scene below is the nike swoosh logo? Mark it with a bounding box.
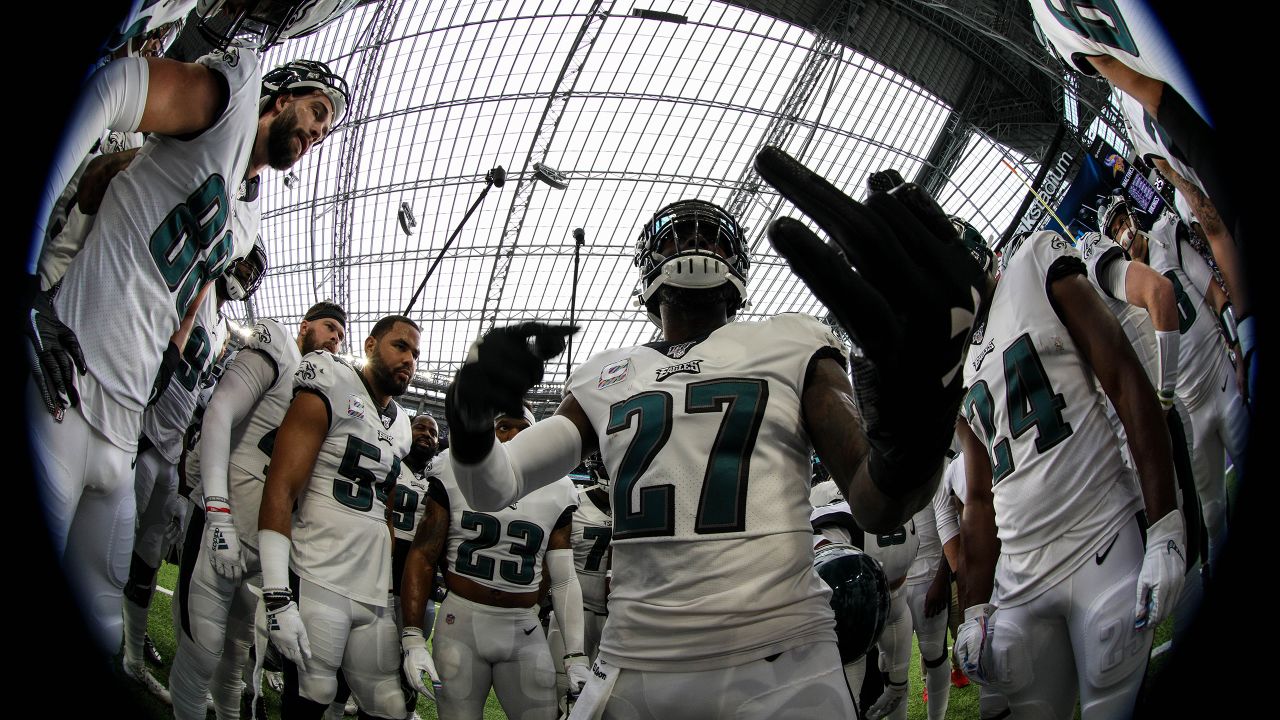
[523,626,537,635]
[1096,533,1119,565]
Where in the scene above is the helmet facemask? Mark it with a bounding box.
[634,200,750,328]
[217,237,269,302]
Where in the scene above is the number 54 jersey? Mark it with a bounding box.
[566,313,847,672]
[290,351,412,607]
[961,232,1141,607]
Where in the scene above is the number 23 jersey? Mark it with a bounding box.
[962,232,1140,606]
[566,312,847,672]
[431,453,577,593]
[290,351,412,607]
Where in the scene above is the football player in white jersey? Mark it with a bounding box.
[258,315,419,719]
[121,241,266,704]
[439,148,988,719]
[169,301,346,720]
[955,229,1184,718]
[1027,0,1234,267]
[27,2,354,652]
[1100,197,1247,565]
[400,408,588,720]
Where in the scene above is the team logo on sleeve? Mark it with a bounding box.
[348,395,366,419]
[252,323,272,345]
[598,359,631,389]
[296,360,317,382]
[655,359,702,382]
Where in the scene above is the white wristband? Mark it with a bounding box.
[1155,330,1180,404]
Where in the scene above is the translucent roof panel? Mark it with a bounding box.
[251,0,1037,393]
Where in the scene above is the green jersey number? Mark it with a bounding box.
[1043,0,1139,56]
[1163,271,1198,334]
[581,526,612,572]
[175,326,213,392]
[455,512,545,586]
[607,378,769,540]
[332,435,400,513]
[149,174,235,317]
[391,484,419,532]
[962,333,1073,484]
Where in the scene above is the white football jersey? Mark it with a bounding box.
[289,352,412,607]
[1117,92,1201,190]
[140,294,226,463]
[567,313,847,671]
[1029,0,1207,120]
[433,452,577,594]
[391,460,430,543]
[962,231,1141,605]
[570,487,613,614]
[1143,214,1229,410]
[55,47,260,451]
[905,502,941,586]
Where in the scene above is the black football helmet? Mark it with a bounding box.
[634,199,750,327]
[813,542,890,663]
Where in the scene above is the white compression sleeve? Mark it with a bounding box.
[450,415,583,511]
[30,56,148,274]
[258,529,291,590]
[199,350,276,506]
[934,461,960,545]
[1099,255,1132,303]
[1155,330,1180,404]
[546,549,585,657]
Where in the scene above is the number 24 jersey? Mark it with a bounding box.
[962,232,1141,605]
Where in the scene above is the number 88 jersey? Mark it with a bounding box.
[961,232,1141,605]
[290,351,412,607]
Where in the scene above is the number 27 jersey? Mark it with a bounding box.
[566,313,847,671]
[289,351,412,607]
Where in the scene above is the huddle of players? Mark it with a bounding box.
[28,3,1250,720]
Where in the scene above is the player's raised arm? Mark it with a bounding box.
[444,322,594,510]
[757,146,991,533]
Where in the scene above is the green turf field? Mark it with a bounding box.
[123,563,1176,719]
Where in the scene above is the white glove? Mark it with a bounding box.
[202,497,245,582]
[865,678,907,719]
[1135,511,1186,629]
[955,603,995,685]
[563,653,591,698]
[264,588,311,671]
[401,627,442,699]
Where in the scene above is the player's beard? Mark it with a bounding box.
[368,349,412,398]
[265,106,304,171]
[405,442,436,471]
[656,283,738,316]
[299,326,329,355]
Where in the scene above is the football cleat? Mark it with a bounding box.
[143,633,163,666]
[122,658,172,705]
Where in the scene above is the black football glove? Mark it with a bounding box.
[27,285,87,419]
[445,322,577,461]
[754,146,988,499]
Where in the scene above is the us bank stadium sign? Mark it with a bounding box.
[1013,150,1075,236]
